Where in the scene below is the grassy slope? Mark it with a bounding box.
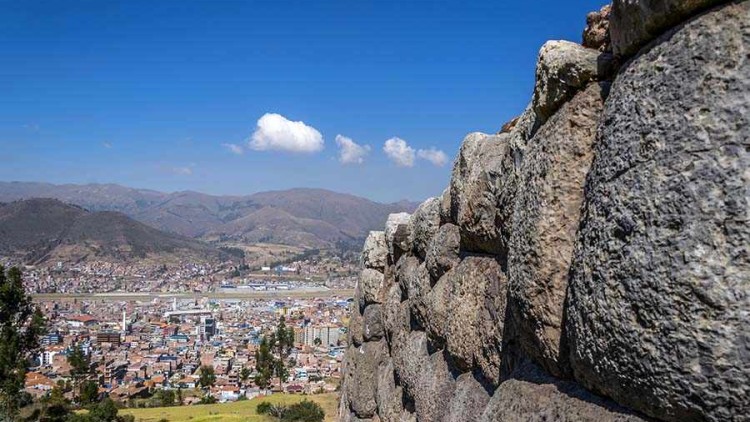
[120,393,338,422]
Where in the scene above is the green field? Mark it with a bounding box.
[120,393,339,422]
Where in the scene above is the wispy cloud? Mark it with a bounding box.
[335,135,370,164]
[23,123,40,132]
[417,147,448,167]
[222,143,244,155]
[172,166,193,176]
[102,141,113,149]
[249,113,324,153]
[383,137,415,167]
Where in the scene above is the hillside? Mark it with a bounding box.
[0,183,418,250]
[0,198,224,265]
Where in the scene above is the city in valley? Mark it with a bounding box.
[19,255,357,408]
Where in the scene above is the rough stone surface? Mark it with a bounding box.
[421,269,452,347]
[425,223,460,282]
[449,132,514,256]
[398,411,416,422]
[408,197,440,260]
[479,360,649,422]
[363,304,385,341]
[385,213,411,263]
[391,330,430,400]
[567,3,750,421]
[444,373,491,422]
[382,283,406,342]
[508,82,606,377]
[340,2,750,421]
[348,305,364,347]
[532,40,612,123]
[376,358,403,422]
[359,268,385,309]
[395,255,431,329]
[412,350,457,422]
[610,0,725,57]
[362,231,387,271]
[445,256,507,386]
[438,187,453,225]
[500,115,520,134]
[345,340,388,418]
[583,4,612,51]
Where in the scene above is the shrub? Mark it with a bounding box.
[256,401,272,414]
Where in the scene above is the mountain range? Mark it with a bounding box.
[0,198,225,265]
[0,182,419,251]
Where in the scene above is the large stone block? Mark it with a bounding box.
[363,304,384,341]
[449,133,514,256]
[444,373,491,422]
[359,268,385,309]
[421,269,453,346]
[583,4,611,52]
[532,40,612,123]
[382,282,406,342]
[413,350,456,422]
[385,213,411,263]
[567,3,750,420]
[508,82,606,377]
[348,304,364,347]
[479,360,648,422]
[391,330,430,400]
[362,231,387,271]
[395,255,431,330]
[376,358,403,422]
[438,187,453,225]
[425,223,460,282]
[610,0,725,57]
[445,256,507,386]
[345,340,388,418]
[408,197,440,260]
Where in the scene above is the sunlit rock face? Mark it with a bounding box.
[339,1,750,421]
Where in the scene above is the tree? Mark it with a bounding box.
[67,397,127,422]
[254,337,274,392]
[239,367,251,391]
[313,338,322,347]
[283,400,325,422]
[152,389,175,407]
[68,343,92,402]
[256,401,272,414]
[87,398,118,422]
[176,387,183,406]
[197,365,216,389]
[269,316,295,389]
[0,266,46,421]
[256,400,325,422]
[197,395,216,405]
[79,380,99,405]
[40,386,71,422]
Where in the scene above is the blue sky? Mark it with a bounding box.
[1,0,607,203]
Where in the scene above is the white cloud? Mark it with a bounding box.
[172,166,193,176]
[102,141,113,149]
[249,113,324,153]
[383,137,416,167]
[222,143,244,155]
[335,135,370,164]
[417,147,449,167]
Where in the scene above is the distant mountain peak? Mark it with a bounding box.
[0,182,419,250]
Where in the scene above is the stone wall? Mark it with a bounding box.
[339,1,749,421]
